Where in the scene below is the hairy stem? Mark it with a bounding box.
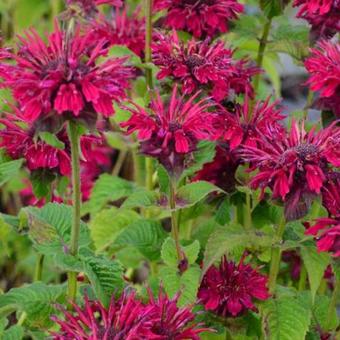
[34,254,44,281]
[268,216,286,293]
[253,18,272,95]
[169,179,182,261]
[67,121,81,302]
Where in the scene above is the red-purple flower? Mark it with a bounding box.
[152,31,258,101]
[193,145,239,192]
[91,7,145,57]
[215,97,285,150]
[0,23,131,125]
[305,40,340,117]
[154,0,244,38]
[198,255,270,317]
[121,86,216,176]
[51,292,154,340]
[147,289,209,339]
[242,121,340,221]
[293,0,340,38]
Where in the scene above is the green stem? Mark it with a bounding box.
[303,89,314,120]
[327,278,340,329]
[112,150,128,176]
[169,179,182,261]
[145,157,154,191]
[34,254,44,281]
[253,18,272,95]
[67,121,82,302]
[268,216,286,293]
[298,265,307,291]
[244,192,252,230]
[131,148,144,186]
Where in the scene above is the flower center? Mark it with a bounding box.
[295,143,318,161]
[185,54,205,69]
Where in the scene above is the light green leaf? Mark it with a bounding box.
[0,283,64,328]
[0,159,23,187]
[90,207,140,252]
[312,295,339,331]
[262,290,312,340]
[300,245,330,302]
[122,189,160,209]
[38,132,65,150]
[176,181,221,209]
[161,237,178,268]
[114,220,166,260]
[183,240,200,265]
[2,325,24,340]
[88,174,135,214]
[260,0,287,18]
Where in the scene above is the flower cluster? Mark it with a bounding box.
[242,121,340,221]
[154,0,244,38]
[52,289,208,339]
[0,23,132,126]
[198,255,270,317]
[152,32,258,101]
[91,7,146,57]
[305,40,340,117]
[293,0,340,38]
[121,86,216,176]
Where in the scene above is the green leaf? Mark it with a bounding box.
[115,220,167,260]
[262,290,312,340]
[2,325,24,340]
[0,283,64,328]
[30,170,56,200]
[90,207,140,253]
[176,181,221,209]
[180,141,216,180]
[260,0,287,18]
[312,295,339,331]
[215,199,231,225]
[21,203,90,255]
[38,132,65,150]
[83,256,124,306]
[184,240,200,264]
[107,45,142,67]
[0,159,23,187]
[105,132,129,151]
[300,245,330,302]
[88,174,135,214]
[122,189,160,209]
[157,164,170,194]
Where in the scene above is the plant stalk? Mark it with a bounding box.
[169,179,182,261]
[327,278,340,329]
[244,192,252,230]
[268,215,286,293]
[34,254,44,281]
[67,121,82,302]
[253,18,272,95]
[298,265,307,291]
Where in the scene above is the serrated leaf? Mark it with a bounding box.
[2,325,24,340]
[184,240,200,265]
[262,290,312,340]
[180,141,216,180]
[38,131,65,149]
[0,159,23,187]
[312,295,339,331]
[114,220,166,260]
[21,203,90,255]
[161,237,178,267]
[260,0,287,18]
[88,174,135,214]
[30,169,56,199]
[300,245,330,302]
[122,189,160,209]
[83,256,124,306]
[176,181,221,209]
[0,283,64,328]
[215,199,231,225]
[90,207,140,252]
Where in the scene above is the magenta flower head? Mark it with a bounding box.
[147,288,210,339]
[91,7,145,58]
[293,0,340,39]
[51,292,154,340]
[242,121,340,221]
[305,174,340,257]
[153,0,244,38]
[121,86,216,177]
[215,97,285,150]
[198,255,270,317]
[305,40,340,117]
[0,23,132,129]
[152,31,258,102]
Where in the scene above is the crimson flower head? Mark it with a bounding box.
[91,8,145,57]
[121,86,216,176]
[152,32,258,102]
[198,255,270,317]
[293,0,340,38]
[305,40,340,117]
[147,288,209,339]
[242,121,340,221]
[154,0,244,38]
[215,97,285,150]
[52,292,154,340]
[0,23,132,127]
[305,174,340,257]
